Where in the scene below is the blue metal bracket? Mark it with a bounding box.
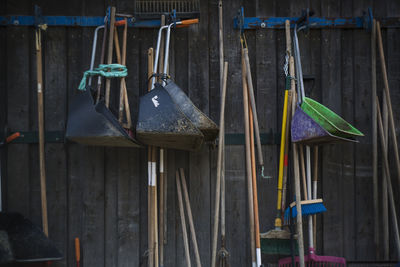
[233,7,400,30]
[0,15,161,28]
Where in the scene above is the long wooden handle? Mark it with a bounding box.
[211,62,228,267]
[241,48,256,265]
[105,7,116,107]
[376,97,400,256]
[243,48,264,168]
[176,171,192,267]
[249,86,262,266]
[299,145,307,200]
[114,19,132,128]
[179,169,202,267]
[281,90,292,213]
[290,53,305,267]
[159,149,165,267]
[376,21,400,192]
[35,28,48,237]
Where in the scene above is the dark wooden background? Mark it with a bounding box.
[1,0,400,266]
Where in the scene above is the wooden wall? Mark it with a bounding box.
[1,0,400,266]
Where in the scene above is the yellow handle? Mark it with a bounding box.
[275,90,289,227]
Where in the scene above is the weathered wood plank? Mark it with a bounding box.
[5,2,31,221]
[340,0,357,260]
[353,0,375,260]
[188,0,211,266]
[320,0,344,258]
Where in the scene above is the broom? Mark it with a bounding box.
[260,19,293,257]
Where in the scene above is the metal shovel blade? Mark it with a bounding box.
[136,84,204,151]
[291,105,357,144]
[0,212,62,262]
[66,89,141,147]
[164,79,219,142]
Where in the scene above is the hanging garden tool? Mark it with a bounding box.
[261,20,294,257]
[284,24,326,223]
[237,8,267,180]
[66,7,141,148]
[136,19,204,151]
[0,131,62,264]
[211,62,228,267]
[241,44,256,267]
[160,21,219,142]
[290,13,363,144]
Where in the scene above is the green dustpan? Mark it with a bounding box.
[301,97,364,139]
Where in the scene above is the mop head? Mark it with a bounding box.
[260,229,297,256]
[284,199,326,222]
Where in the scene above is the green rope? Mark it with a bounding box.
[78,64,127,91]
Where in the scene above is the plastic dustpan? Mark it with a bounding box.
[66,89,141,147]
[136,83,204,151]
[164,79,219,142]
[0,212,62,263]
[302,97,363,138]
[291,105,358,144]
[291,26,363,144]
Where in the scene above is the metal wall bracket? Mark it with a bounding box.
[234,7,400,30]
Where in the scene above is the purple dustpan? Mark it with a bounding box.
[291,105,357,144]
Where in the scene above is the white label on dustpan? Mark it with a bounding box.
[152,95,160,107]
[160,149,164,173]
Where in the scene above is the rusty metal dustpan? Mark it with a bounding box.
[291,26,363,144]
[162,21,219,142]
[66,25,141,148]
[136,21,204,151]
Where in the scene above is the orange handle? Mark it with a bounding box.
[6,132,20,144]
[75,238,80,262]
[115,19,126,26]
[177,18,199,28]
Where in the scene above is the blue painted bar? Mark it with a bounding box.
[0,15,161,28]
[233,16,400,29]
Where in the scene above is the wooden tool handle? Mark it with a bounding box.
[177,18,199,28]
[6,132,20,144]
[75,237,80,262]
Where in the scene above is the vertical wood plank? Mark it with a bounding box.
[6,2,31,221]
[385,0,400,260]
[188,0,211,266]
[43,27,68,267]
[320,0,346,258]
[340,0,357,260]
[353,0,374,260]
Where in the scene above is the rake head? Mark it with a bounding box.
[134,0,200,19]
[278,248,346,267]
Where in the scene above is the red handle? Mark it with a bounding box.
[114,19,126,27]
[6,132,20,144]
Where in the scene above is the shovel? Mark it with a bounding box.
[66,7,141,148]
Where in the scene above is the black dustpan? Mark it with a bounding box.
[66,88,141,147]
[136,83,204,151]
[164,79,219,142]
[0,212,62,263]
